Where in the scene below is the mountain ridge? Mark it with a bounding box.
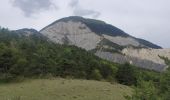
[40,16,161,49]
[40,16,130,37]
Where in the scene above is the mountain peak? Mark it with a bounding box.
[41,16,129,37]
[56,16,106,24]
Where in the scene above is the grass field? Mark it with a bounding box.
[0,78,132,100]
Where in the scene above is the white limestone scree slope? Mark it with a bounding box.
[40,21,144,50]
[41,21,101,50]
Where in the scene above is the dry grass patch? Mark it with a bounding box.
[0,78,132,100]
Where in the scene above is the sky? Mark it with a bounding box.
[0,0,170,48]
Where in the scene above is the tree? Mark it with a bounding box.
[0,47,15,73]
[9,58,28,75]
[159,69,170,99]
[116,63,137,85]
[90,69,102,80]
[126,80,159,100]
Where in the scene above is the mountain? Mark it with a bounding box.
[40,16,161,50]
[40,16,169,71]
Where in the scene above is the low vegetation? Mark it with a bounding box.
[0,78,132,100]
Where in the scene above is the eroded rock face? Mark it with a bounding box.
[40,21,144,50]
[103,35,140,47]
[41,21,101,50]
[122,48,170,65]
[95,51,167,72]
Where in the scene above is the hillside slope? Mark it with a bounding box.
[0,78,132,100]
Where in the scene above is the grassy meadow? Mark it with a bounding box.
[0,78,132,100]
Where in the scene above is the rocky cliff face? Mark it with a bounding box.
[122,48,170,65]
[40,16,161,50]
[41,21,101,50]
[40,21,142,50]
[40,16,169,71]
[96,51,168,72]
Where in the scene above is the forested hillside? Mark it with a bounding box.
[0,27,118,81]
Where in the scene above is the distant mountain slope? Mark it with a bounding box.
[15,28,42,36]
[135,37,162,49]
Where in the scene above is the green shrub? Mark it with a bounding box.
[116,63,137,85]
[90,69,103,80]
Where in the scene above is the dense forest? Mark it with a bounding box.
[0,27,170,99]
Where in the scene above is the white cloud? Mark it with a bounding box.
[11,0,57,17]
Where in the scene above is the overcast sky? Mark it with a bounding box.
[0,0,170,48]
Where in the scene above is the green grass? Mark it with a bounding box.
[0,78,132,100]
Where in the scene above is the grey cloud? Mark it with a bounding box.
[12,0,56,17]
[69,0,100,18]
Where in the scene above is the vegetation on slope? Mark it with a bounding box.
[0,27,118,82]
[127,59,170,100]
[135,37,162,49]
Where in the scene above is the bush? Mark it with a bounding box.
[116,63,137,85]
[126,80,159,100]
[90,69,103,80]
[0,73,15,83]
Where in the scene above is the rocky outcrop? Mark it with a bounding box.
[41,21,102,50]
[40,16,161,50]
[103,35,140,47]
[40,20,145,50]
[122,48,170,65]
[95,51,167,72]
